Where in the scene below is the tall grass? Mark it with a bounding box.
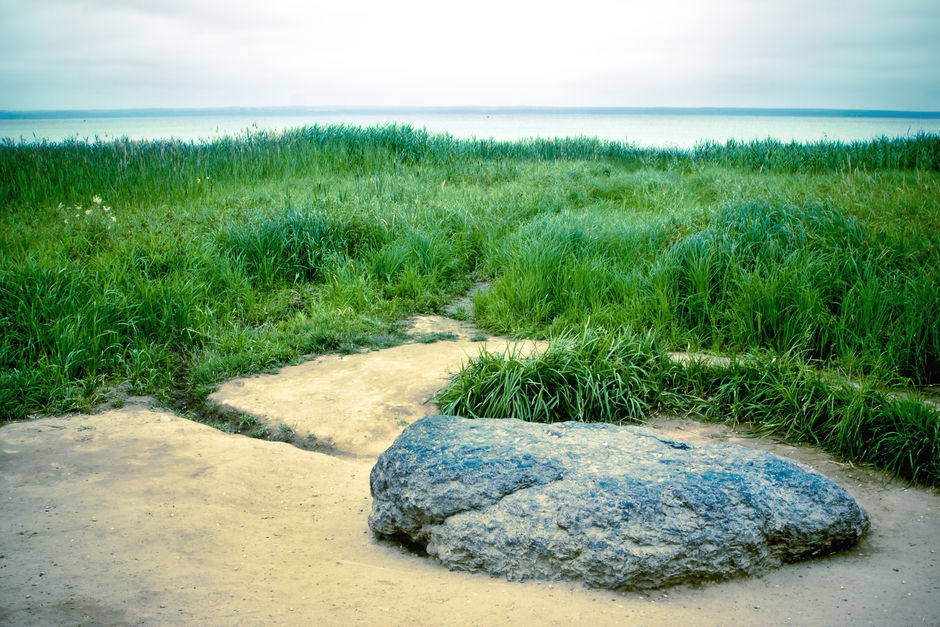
[435,329,940,486]
[0,195,476,419]
[3,126,938,210]
[216,208,382,286]
[476,202,940,384]
[433,329,673,423]
[1,124,937,487]
[0,251,211,416]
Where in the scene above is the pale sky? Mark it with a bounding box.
[1,0,938,111]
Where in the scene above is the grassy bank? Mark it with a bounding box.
[1,126,938,482]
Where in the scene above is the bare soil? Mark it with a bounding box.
[1,317,938,626]
[209,316,543,457]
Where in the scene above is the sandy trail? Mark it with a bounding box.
[209,316,543,457]
[1,317,938,626]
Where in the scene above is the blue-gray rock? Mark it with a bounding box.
[369,415,870,589]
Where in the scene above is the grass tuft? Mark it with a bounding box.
[435,329,939,486]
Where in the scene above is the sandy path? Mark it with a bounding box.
[1,318,938,626]
[209,316,543,457]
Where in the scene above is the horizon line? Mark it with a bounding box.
[2,105,940,120]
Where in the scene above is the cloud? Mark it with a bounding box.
[1,0,938,110]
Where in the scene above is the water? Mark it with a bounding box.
[2,109,939,149]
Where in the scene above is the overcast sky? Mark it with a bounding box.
[1,0,938,112]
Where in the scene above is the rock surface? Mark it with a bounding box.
[369,415,871,589]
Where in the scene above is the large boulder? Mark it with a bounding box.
[369,415,870,589]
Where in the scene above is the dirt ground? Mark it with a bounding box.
[208,316,543,458]
[1,317,938,626]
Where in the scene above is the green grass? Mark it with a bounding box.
[475,202,939,383]
[433,328,674,423]
[1,125,938,482]
[434,328,939,486]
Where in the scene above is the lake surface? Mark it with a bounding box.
[3,108,939,149]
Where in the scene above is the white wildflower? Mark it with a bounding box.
[85,209,91,215]
[92,195,102,205]
[103,206,111,212]
[110,215,116,222]
[196,177,201,183]
[64,218,68,224]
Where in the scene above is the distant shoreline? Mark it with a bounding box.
[3,105,940,121]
